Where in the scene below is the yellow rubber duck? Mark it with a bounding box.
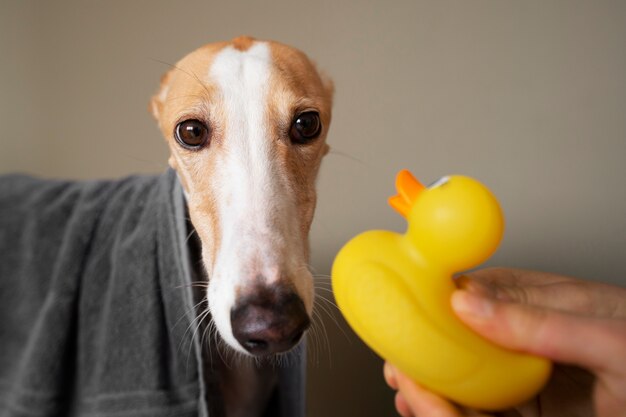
[331,170,551,410]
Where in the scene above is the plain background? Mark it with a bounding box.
[1,1,625,416]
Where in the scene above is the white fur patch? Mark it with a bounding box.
[158,84,170,102]
[204,42,308,353]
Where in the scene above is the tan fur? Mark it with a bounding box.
[231,35,256,51]
[266,41,334,257]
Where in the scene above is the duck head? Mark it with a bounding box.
[389,170,504,273]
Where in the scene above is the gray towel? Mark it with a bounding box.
[0,169,305,417]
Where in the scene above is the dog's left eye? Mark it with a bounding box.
[290,112,321,144]
[175,119,209,150]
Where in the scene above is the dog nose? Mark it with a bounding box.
[230,286,310,356]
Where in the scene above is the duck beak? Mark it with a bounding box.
[388,170,425,218]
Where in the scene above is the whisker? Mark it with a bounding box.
[169,213,192,223]
[313,274,331,280]
[171,297,208,335]
[164,93,209,104]
[327,148,370,167]
[150,59,213,100]
[172,283,209,291]
[315,294,351,343]
[313,290,341,311]
[214,327,232,370]
[184,228,198,245]
[313,300,332,365]
[308,310,322,366]
[185,307,211,372]
[313,308,326,360]
[179,301,208,346]
[200,314,215,364]
[204,319,219,366]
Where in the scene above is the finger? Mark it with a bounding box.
[384,362,399,390]
[493,281,626,318]
[395,392,414,417]
[459,270,626,318]
[451,290,626,371]
[390,364,463,417]
[463,268,575,287]
[454,275,500,301]
[454,270,564,302]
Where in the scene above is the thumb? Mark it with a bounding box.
[451,290,622,371]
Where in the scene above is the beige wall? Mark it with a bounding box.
[2,1,625,416]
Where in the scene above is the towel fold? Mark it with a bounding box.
[0,169,305,417]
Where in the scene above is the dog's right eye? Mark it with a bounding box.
[175,119,209,150]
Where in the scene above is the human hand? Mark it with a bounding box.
[383,268,626,417]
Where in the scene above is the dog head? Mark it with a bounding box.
[151,36,333,356]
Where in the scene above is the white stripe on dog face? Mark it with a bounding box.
[204,42,308,353]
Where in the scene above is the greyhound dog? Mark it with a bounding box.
[150,36,333,416]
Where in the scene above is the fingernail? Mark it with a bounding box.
[383,362,398,389]
[384,362,394,378]
[452,290,494,319]
[453,274,471,289]
[453,275,492,297]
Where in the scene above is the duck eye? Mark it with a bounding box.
[290,111,321,144]
[175,119,209,149]
[428,176,450,189]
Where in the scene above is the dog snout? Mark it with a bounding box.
[230,285,310,356]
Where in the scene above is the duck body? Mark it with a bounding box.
[332,172,551,410]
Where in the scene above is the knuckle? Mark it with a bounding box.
[497,301,552,351]
[497,285,530,304]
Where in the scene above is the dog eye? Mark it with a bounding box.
[290,112,321,144]
[175,119,209,149]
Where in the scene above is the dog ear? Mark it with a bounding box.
[149,69,173,122]
[318,70,334,139]
[318,70,335,106]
